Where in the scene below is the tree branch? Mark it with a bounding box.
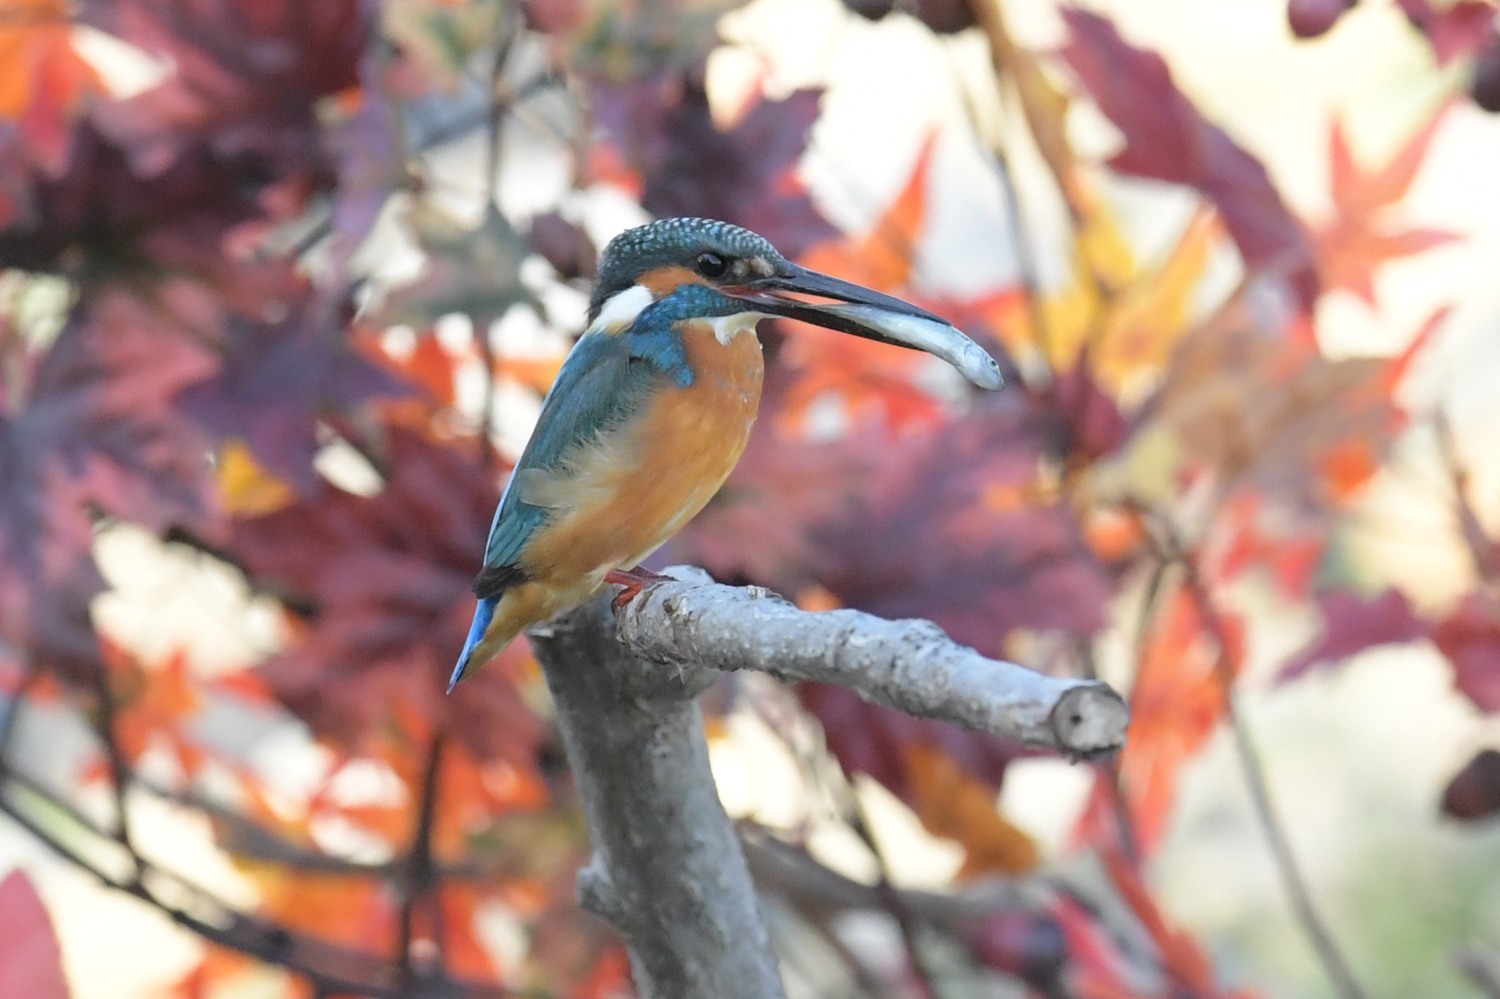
[527,594,788,999]
[613,568,1128,758]
[526,567,1129,999]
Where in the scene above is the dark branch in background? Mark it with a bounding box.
[526,567,1128,998]
[968,0,1115,309]
[846,787,939,999]
[0,726,535,999]
[397,733,448,987]
[1436,412,1499,583]
[1459,949,1500,999]
[745,829,1070,999]
[86,667,139,883]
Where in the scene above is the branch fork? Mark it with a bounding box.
[526,566,1129,999]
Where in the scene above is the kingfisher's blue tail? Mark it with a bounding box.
[448,597,497,694]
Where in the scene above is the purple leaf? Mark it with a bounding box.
[1280,587,1428,681]
[591,73,838,258]
[1061,8,1318,305]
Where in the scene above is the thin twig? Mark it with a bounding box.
[1170,543,1368,999]
[0,662,41,760]
[474,10,522,469]
[1458,949,1500,999]
[988,126,1053,381]
[397,732,448,984]
[86,666,141,884]
[845,790,938,999]
[1078,639,1141,868]
[0,699,531,997]
[1436,412,1500,584]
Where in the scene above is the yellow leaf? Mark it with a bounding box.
[1009,207,1136,373]
[217,441,295,516]
[1094,208,1218,394]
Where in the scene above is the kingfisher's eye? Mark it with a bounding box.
[695,252,728,278]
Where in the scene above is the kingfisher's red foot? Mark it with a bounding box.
[605,566,671,609]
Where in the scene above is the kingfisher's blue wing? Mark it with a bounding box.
[473,330,660,598]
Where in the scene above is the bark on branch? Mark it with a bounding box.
[615,568,1128,757]
[526,566,1129,999]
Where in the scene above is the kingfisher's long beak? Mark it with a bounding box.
[726,264,1004,390]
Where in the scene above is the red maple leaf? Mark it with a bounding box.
[229,425,543,763]
[1,1,365,276]
[86,0,366,174]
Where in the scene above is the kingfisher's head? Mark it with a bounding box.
[587,217,1004,390]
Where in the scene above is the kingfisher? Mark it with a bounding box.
[449,217,1003,690]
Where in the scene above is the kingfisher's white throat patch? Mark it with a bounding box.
[589,284,654,335]
[709,312,765,346]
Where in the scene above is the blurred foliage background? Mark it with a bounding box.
[1,0,1499,996]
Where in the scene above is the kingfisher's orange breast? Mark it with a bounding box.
[521,316,765,583]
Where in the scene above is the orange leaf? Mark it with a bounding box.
[1382,305,1448,393]
[779,135,949,430]
[1213,493,1323,597]
[1081,506,1147,563]
[498,353,567,397]
[1312,111,1459,305]
[1103,848,1261,999]
[575,946,633,999]
[800,132,938,292]
[249,867,394,953]
[1320,437,1379,500]
[1078,585,1241,854]
[429,883,499,979]
[107,646,204,773]
[168,948,254,999]
[776,330,944,432]
[431,742,549,861]
[0,0,100,172]
[395,333,462,407]
[905,742,1040,877]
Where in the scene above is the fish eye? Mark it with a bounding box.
[695,251,729,278]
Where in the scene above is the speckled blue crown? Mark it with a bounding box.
[589,218,786,315]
